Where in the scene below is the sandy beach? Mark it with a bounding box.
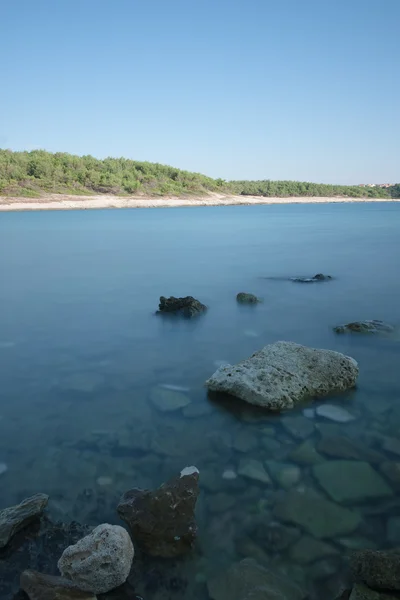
[0,192,398,211]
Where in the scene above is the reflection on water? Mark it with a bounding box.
[0,203,400,599]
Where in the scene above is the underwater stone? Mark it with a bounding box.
[0,493,49,549]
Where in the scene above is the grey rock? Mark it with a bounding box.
[149,386,191,412]
[0,493,49,549]
[117,468,199,557]
[282,415,315,439]
[58,523,133,594]
[316,435,385,463]
[236,292,261,304]
[290,535,339,564]
[157,295,207,318]
[316,404,356,423]
[233,430,259,453]
[207,557,306,600]
[205,341,358,411]
[238,459,272,485]
[20,570,96,600]
[334,320,394,335]
[273,489,362,538]
[312,460,394,503]
[289,439,325,465]
[265,460,301,489]
[350,549,400,591]
[349,583,399,599]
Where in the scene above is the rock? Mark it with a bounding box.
[255,522,301,551]
[0,493,49,549]
[338,536,377,551]
[232,430,259,453]
[58,523,133,594]
[316,404,356,423]
[149,386,191,412]
[236,292,261,304]
[316,435,385,463]
[222,469,237,480]
[238,459,272,485]
[182,402,213,417]
[350,549,400,591]
[387,517,400,545]
[273,489,362,538]
[157,295,207,318]
[380,462,400,487]
[207,557,305,600]
[282,415,315,439]
[303,408,315,418]
[308,558,339,580]
[0,462,7,476]
[349,583,398,599]
[292,274,332,283]
[312,461,394,503]
[207,493,236,513]
[289,440,325,465]
[117,468,199,557]
[334,320,394,335]
[289,535,339,564]
[265,460,301,489]
[205,341,358,411]
[20,570,96,600]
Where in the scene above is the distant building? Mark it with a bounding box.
[359,183,394,188]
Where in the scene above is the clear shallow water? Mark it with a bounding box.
[0,203,400,598]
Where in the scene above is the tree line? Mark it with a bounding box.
[0,149,397,199]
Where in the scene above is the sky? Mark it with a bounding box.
[1,0,399,184]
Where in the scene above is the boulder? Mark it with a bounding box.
[236,292,261,304]
[349,583,398,599]
[334,320,394,334]
[291,273,332,283]
[0,493,49,549]
[157,296,206,318]
[58,523,134,594]
[20,570,96,600]
[117,467,199,557]
[207,557,305,600]
[350,550,400,591]
[205,341,358,411]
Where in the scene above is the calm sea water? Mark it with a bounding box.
[1,203,400,598]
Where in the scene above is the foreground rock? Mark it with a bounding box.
[20,570,95,600]
[334,320,394,334]
[0,493,49,549]
[117,467,199,557]
[157,295,206,318]
[205,341,358,410]
[236,292,261,304]
[207,557,305,600]
[350,550,400,591]
[58,524,133,594]
[292,273,332,283]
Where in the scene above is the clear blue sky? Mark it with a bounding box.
[1,0,399,184]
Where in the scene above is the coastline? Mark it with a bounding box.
[0,192,398,212]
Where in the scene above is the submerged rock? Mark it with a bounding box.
[315,404,356,423]
[312,461,394,503]
[349,583,397,599]
[289,535,339,564]
[20,570,95,600]
[207,557,305,600]
[292,273,332,283]
[317,435,385,463]
[58,523,134,594]
[117,467,199,557]
[149,386,191,412]
[157,295,206,318]
[289,439,325,465]
[273,489,362,538]
[281,415,315,439]
[0,493,49,549]
[236,292,261,304]
[238,459,271,485]
[334,320,394,335]
[350,549,400,591]
[205,341,358,411]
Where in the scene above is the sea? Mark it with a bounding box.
[0,202,399,599]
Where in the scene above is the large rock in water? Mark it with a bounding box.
[58,523,134,594]
[334,320,394,334]
[291,273,332,283]
[207,557,305,600]
[20,570,95,600]
[157,296,206,318]
[117,467,199,558]
[0,493,49,549]
[205,341,358,410]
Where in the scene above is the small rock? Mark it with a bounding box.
[350,549,400,591]
[58,523,134,594]
[96,476,113,486]
[312,461,394,503]
[291,274,332,283]
[149,386,191,412]
[316,404,356,423]
[236,292,261,304]
[157,295,207,318]
[20,570,96,600]
[289,440,325,465]
[290,535,339,564]
[222,469,237,480]
[282,415,315,439]
[334,320,394,335]
[117,468,199,557]
[243,329,259,337]
[265,460,301,489]
[238,459,272,485]
[0,493,49,549]
[232,430,259,452]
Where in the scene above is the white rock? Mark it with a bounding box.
[159,383,190,392]
[205,341,358,411]
[180,466,200,477]
[58,523,134,594]
[243,330,259,338]
[316,404,356,423]
[0,463,7,476]
[222,469,237,480]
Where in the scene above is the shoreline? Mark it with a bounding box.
[0,192,398,211]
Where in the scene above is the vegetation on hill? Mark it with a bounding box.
[0,149,397,199]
